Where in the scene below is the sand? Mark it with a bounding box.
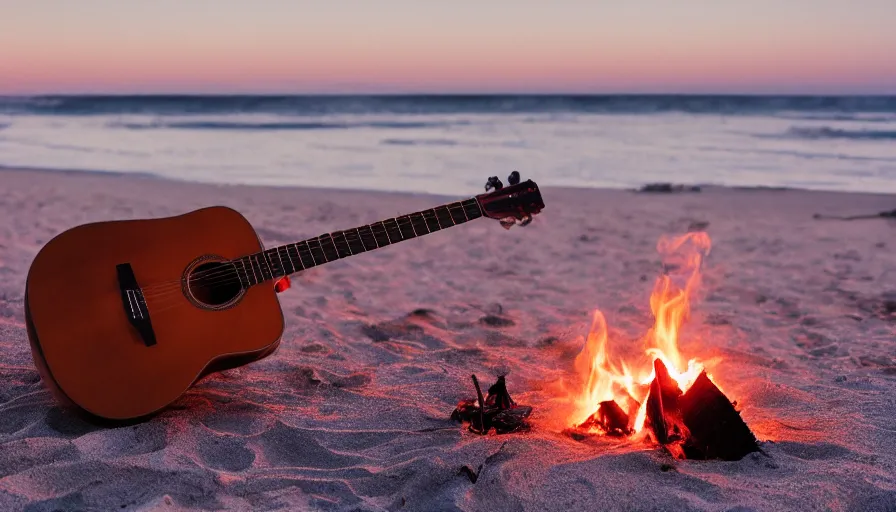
[1,167,895,512]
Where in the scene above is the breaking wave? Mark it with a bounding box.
[380,138,459,146]
[109,120,466,131]
[785,126,896,140]
[780,113,896,123]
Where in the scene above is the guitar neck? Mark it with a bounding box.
[232,197,483,286]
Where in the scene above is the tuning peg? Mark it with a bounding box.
[518,214,532,227]
[507,171,520,186]
[499,217,516,230]
[485,176,504,192]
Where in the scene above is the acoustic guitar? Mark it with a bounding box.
[25,174,544,421]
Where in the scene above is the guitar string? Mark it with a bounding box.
[138,204,484,310]
[138,201,491,313]
[139,208,467,298]
[138,218,434,293]
[142,206,489,317]
[138,202,481,298]
[144,208,535,319]
[139,208,473,305]
[138,202,490,306]
[137,200,489,315]
[138,201,477,294]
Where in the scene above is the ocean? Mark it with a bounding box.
[1,95,895,195]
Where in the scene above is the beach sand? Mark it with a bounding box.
[1,167,895,511]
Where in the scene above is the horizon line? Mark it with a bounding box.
[4,91,896,98]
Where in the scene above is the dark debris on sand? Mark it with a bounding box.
[451,375,532,435]
[638,183,702,193]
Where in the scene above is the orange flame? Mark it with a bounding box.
[569,231,713,435]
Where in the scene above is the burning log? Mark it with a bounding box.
[645,359,690,452]
[578,400,633,436]
[644,359,758,461]
[451,375,532,435]
[678,372,759,461]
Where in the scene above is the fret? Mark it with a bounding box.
[463,199,483,220]
[396,215,417,239]
[460,201,472,220]
[250,254,266,282]
[409,212,430,236]
[247,255,257,282]
[262,251,274,277]
[283,246,295,274]
[448,202,468,224]
[286,244,304,271]
[265,249,283,278]
[277,245,294,274]
[276,248,287,275]
[434,206,455,228]
[234,259,250,287]
[307,238,327,265]
[331,231,354,258]
[343,228,367,255]
[246,256,259,285]
[296,242,317,269]
[261,253,275,281]
[382,219,404,243]
[360,224,384,249]
[237,195,495,290]
[243,259,253,286]
[370,223,391,247]
[318,234,341,262]
[262,252,275,280]
[255,255,266,282]
[421,209,442,232]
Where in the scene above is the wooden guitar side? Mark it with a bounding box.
[25,206,285,421]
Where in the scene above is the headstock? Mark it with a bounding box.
[476,171,545,229]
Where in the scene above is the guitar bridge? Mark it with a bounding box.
[116,263,157,347]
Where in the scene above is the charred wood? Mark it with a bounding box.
[578,400,632,436]
[451,375,532,435]
[678,372,759,461]
[645,359,690,453]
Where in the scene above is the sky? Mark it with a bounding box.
[1,0,895,95]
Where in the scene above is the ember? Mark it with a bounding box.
[567,232,759,460]
[451,375,532,434]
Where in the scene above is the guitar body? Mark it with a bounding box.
[25,206,285,421]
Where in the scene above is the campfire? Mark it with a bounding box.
[567,232,759,460]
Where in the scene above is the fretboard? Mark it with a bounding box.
[231,197,483,287]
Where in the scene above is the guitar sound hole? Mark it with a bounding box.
[186,261,243,308]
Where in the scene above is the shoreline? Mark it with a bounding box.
[4,164,896,200]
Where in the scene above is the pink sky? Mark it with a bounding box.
[2,0,895,94]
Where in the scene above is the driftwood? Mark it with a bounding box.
[639,183,702,193]
[451,375,532,434]
[813,208,896,221]
[644,359,759,461]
